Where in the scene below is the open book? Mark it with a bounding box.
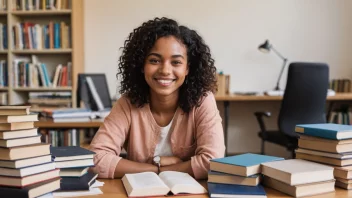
[121,171,207,197]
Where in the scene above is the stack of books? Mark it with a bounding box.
[261,159,335,197]
[207,153,284,197]
[42,108,93,123]
[51,146,97,191]
[0,106,60,197]
[294,123,352,190]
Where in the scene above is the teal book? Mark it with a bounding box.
[295,123,352,140]
[210,153,284,176]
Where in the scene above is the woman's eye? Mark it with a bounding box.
[149,59,160,64]
[172,61,182,65]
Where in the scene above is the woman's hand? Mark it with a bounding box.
[160,156,183,166]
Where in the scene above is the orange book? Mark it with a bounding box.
[49,22,54,49]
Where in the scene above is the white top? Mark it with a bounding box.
[154,119,173,157]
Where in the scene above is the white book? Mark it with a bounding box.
[55,158,94,169]
[0,162,55,177]
[0,155,52,169]
[86,76,104,111]
[122,171,207,197]
[263,177,335,197]
[295,148,352,160]
[52,188,103,197]
[35,24,42,50]
[261,159,334,185]
[52,64,62,87]
[0,135,41,147]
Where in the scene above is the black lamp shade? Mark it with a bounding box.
[258,40,271,53]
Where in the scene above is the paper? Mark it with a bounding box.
[90,180,105,188]
[37,180,105,198]
[37,193,53,198]
[52,188,103,197]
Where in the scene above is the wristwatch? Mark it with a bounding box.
[153,156,161,173]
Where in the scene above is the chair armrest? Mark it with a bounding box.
[254,111,271,134]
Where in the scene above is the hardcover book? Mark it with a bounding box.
[261,159,334,185]
[296,123,352,140]
[207,182,267,198]
[122,171,207,197]
[210,153,284,176]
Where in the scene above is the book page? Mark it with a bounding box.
[159,171,207,195]
[127,172,168,189]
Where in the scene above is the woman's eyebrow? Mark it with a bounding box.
[147,53,162,58]
[171,55,185,59]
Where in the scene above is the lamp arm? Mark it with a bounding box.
[274,58,288,91]
[270,46,286,61]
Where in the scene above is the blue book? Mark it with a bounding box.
[41,64,50,86]
[208,182,266,198]
[295,123,352,140]
[210,153,284,176]
[54,23,60,49]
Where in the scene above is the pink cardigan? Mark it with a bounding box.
[89,92,225,179]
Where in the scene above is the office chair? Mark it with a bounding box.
[255,62,329,158]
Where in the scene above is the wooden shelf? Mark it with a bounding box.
[12,49,72,54]
[0,87,8,91]
[13,87,72,92]
[215,93,352,101]
[11,10,71,16]
[35,119,103,128]
[5,0,84,107]
[0,11,7,15]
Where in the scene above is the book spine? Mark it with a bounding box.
[54,23,59,49]
[296,126,338,140]
[0,187,28,197]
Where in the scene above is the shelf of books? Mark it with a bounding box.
[0,0,84,112]
[0,0,7,106]
[328,79,352,125]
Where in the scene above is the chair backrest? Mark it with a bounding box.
[278,62,329,137]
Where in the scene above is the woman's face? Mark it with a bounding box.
[144,36,189,98]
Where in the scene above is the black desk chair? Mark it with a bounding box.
[255,62,329,158]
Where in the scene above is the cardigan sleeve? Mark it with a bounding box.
[89,96,131,178]
[191,92,226,179]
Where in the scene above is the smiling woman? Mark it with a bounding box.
[89,17,225,180]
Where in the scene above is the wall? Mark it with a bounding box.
[84,0,352,158]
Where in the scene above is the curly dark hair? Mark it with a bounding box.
[117,17,217,113]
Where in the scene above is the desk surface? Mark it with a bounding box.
[79,179,350,198]
[215,93,352,101]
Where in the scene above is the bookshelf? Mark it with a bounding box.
[0,0,84,108]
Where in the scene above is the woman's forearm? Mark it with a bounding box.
[114,159,158,178]
[160,160,194,176]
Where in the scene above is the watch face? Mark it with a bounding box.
[154,156,160,163]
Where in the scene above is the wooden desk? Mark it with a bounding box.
[79,179,351,198]
[214,93,352,156]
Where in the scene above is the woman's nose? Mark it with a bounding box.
[158,62,171,75]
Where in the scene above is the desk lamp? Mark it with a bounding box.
[258,40,288,92]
